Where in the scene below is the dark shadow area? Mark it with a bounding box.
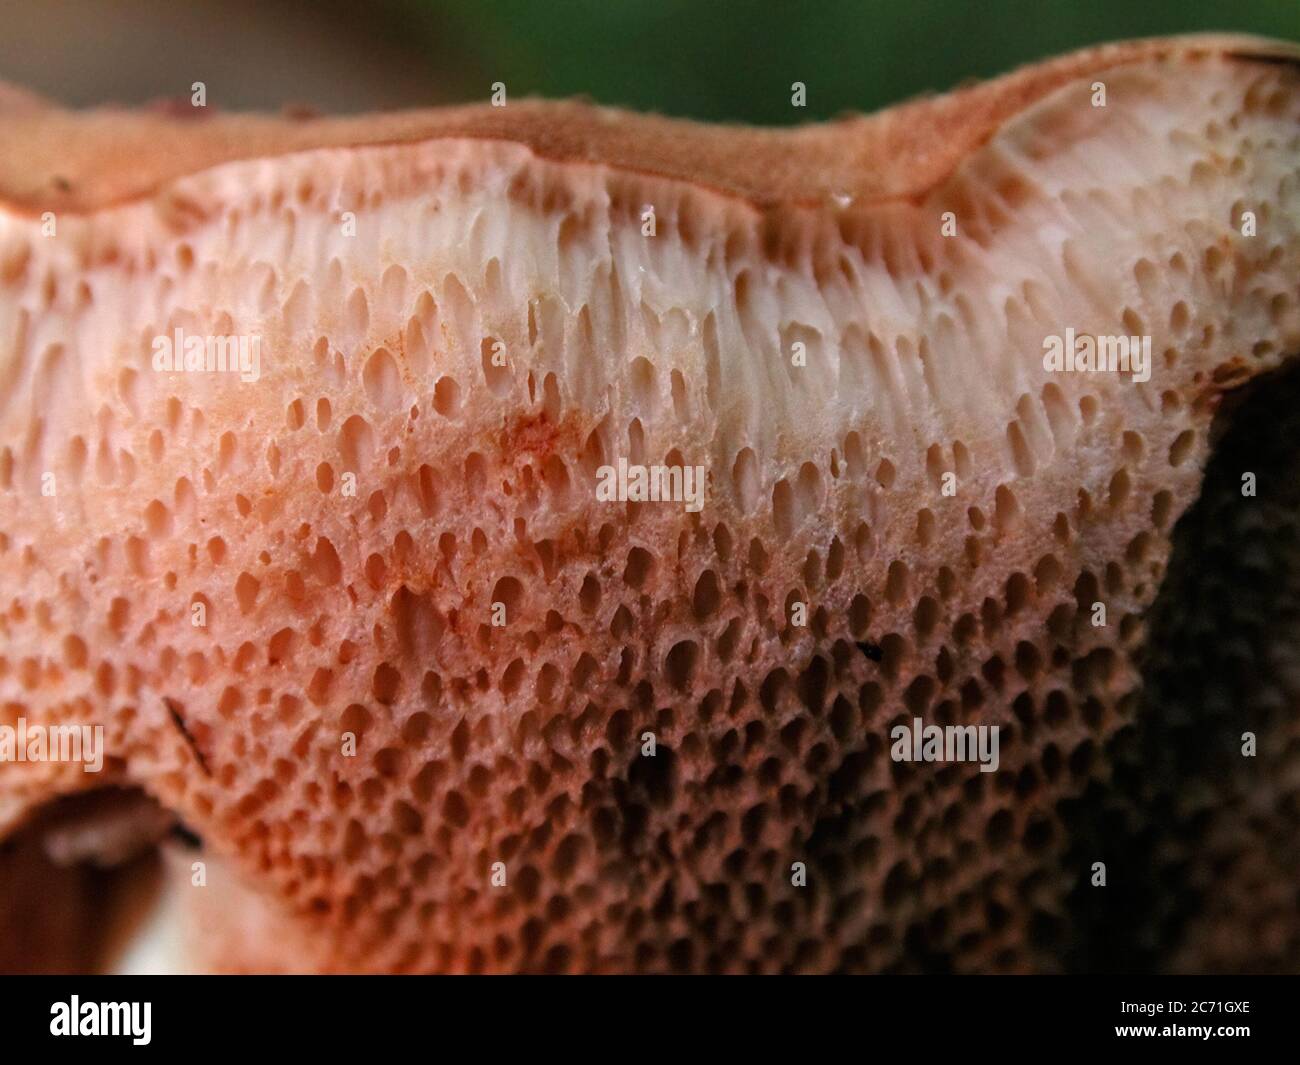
[1060,359,1300,972]
[0,788,190,974]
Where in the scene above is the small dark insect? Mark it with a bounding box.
[164,697,211,777]
[856,640,883,662]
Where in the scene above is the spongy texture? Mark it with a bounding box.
[1,40,1299,972]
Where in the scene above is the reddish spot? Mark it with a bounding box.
[497,409,584,466]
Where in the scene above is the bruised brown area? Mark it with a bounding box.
[0,35,1296,217]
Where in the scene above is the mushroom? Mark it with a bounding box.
[1,34,1298,973]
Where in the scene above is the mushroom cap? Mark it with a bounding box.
[1,34,1298,973]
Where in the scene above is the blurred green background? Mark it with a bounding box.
[424,0,1300,123]
[2,0,1296,120]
